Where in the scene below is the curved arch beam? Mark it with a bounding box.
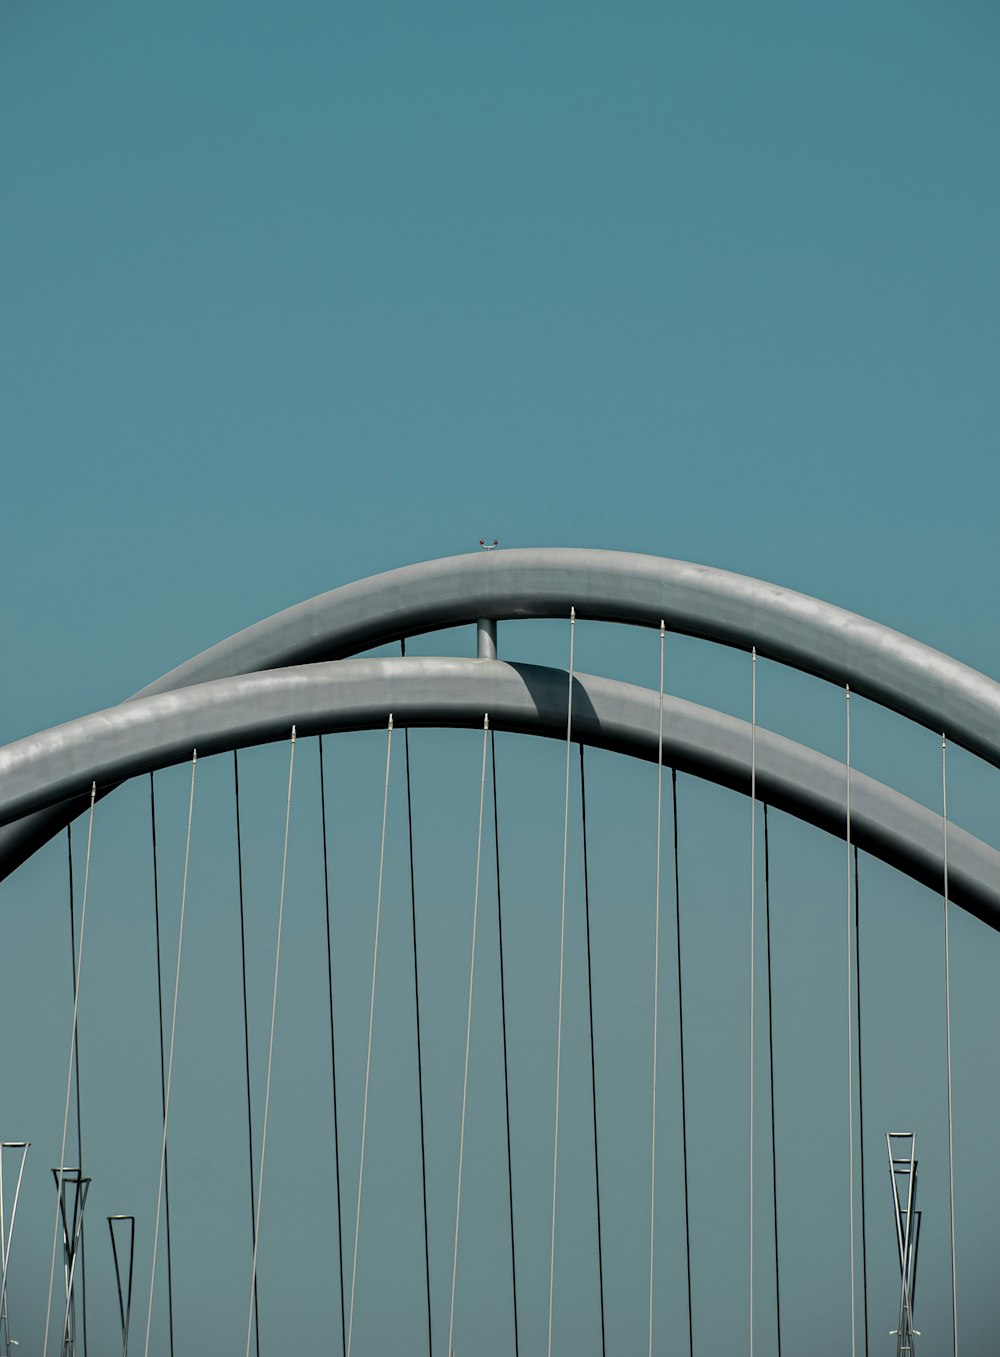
[142,548,1000,766]
[1,657,996,930]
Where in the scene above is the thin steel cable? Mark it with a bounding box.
[233,752,261,1357]
[492,732,521,1357]
[42,782,95,1357]
[579,745,606,1357]
[546,607,575,1357]
[66,826,88,1357]
[648,621,665,1357]
[447,715,491,1357]
[319,737,348,1357]
[401,639,434,1357]
[846,690,857,1357]
[942,734,959,1357]
[346,716,394,1357]
[749,648,757,1357]
[246,727,297,1357]
[143,751,198,1357]
[148,776,175,1357]
[854,846,869,1357]
[762,806,781,1357]
[673,768,694,1357]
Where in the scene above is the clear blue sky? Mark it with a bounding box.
[1,2,999,1354]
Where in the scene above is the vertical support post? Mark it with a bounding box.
[476,619,498,660]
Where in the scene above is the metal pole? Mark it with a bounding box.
[476,618,498,660]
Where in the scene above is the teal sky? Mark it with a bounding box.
[3,0,999,736]
[2,2,999,1354]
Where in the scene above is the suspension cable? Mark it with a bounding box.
[346,715,394,1357]
[648,620,665,1357]
[854,846,869,1357]
[546,607,575,1357]
[401,640,433,1357]
[447,715,491,1357]
[319,737,348,1357]
[846,690,857,1357]
[233,752,260,1357]
[245,728,297,1357]
[762,805,782,1357]
[143,751,197,1357]
[673,767,693,1357]
[749,648,757,1357]
[942,734,958,1357]
[42,781,95,1357]
[493,731,521,1357]
[579,745,606,1357]
[148,775,176,1357]
[66,825,88,1357]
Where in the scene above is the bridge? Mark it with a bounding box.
[1,548,994,1355]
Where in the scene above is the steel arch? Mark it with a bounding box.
[141,548,1000,764]
[0,657,996,928]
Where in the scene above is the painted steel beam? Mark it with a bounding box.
[0,657,995,930]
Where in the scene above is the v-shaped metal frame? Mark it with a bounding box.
[0,1143,30,1357]
[53,1167,91,1357]
[107,1215,135,1357]
[887,1132,921,1356]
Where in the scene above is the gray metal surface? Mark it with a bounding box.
[476,618,498,660]
[0,657,996,928]
[137,548,1000,765]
